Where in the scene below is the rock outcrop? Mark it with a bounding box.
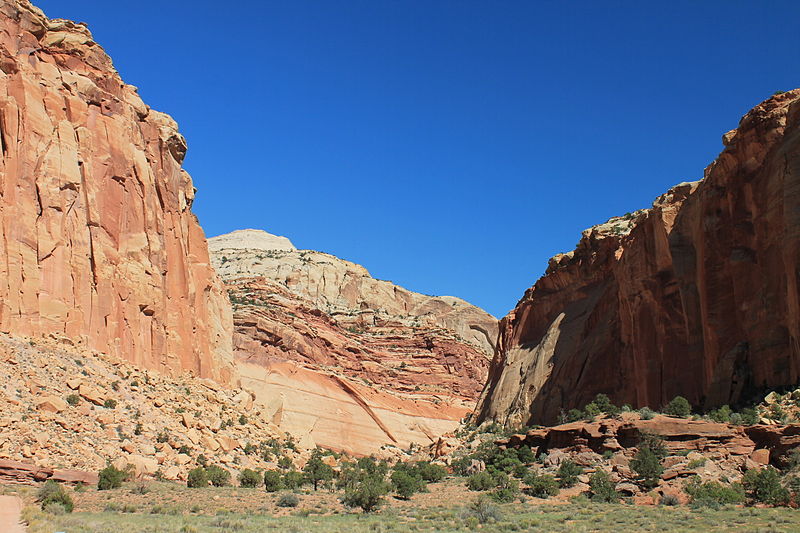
[210,229,498,455]
[476,89,800,427]
[0,0,233,382]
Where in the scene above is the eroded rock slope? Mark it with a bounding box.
[210,229,497,455]
[476,90,800,426]
[0,0,233,382]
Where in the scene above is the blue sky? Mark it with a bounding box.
[37,1,799,317]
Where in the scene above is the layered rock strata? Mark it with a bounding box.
[210,229,497,455]
[476,89,800,426]
[0,0,233,381]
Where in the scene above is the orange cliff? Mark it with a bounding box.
[476,90,800,427]
[0,0,234,382]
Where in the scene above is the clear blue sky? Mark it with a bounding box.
[37,1,799,318]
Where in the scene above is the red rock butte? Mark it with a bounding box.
[476,89,800,427]
[0,0,234,382]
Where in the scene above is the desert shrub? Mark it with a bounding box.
[391,470,425,499]
[631,446,664,489]
[187,467,208,488]
[739,408,759,425]
[683,477,744,508]
[303,448,334,490]
[156,430,170,443]
[467,471,496,491]
[38,480,74,513]
[708,405,732,423]
[283,470,304,490]
[66,394,80,406]
[687,458,707,469]
[103,398,117,409]
[490,473,519,503]
[557,460,583,488]
[742,467,789,506]
[263,470,284,492]
[238,468,261,488]
[567,408,584,422]
[340,474,390,512]
[415,461,447,482]
[523,471,559,498]
[638,407,656,420]
[277,456,293,470]
[460,495,502,525]
[196,454,208,467]
[588,393,621,416]
[589,470,618,502]
[276,493,300,508]
[659,493,680,506]
[638,432,667,460]
[98,464,127,490]
[205,465,231,487]
[664,396,692,418]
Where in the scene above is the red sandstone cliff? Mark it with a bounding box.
[0,0,234,382]
[476,89,800,426]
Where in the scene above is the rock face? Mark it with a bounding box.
[210,229,497,455]
[476,89,800,427]
[0,0,233,382]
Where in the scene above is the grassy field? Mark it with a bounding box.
[9,480,800,533]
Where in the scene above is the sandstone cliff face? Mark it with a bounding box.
[0,1,233,382]
[476,90,800,427]
[210,229,497,455]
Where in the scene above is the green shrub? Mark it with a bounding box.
[638,407,656,420]
[659,493,680,506]
[391,470,425,499]
[340,474,390,512]
[238,469,261,488]
[103,398,117,409]
[708,405,732,423]
[276,493,299,508]
[589,393,621,416]
[196,454,208,467]
[631,446,664,489]
[739,408,759,425]
[205,465,231,487]
[66,394,80,406]
[589,470,618,502]
[415,461,447,482]
[460,495,501,525]
[664,396,691,418]
[683,477,744,508]
[687,458,707,469]
[638,433,667,460]
[187,467,208,488]
[283,470,304,490]
[523,471,559,498]
[557,460,583,488]
[490,473,519,503]
[263,470,284,492]
[38,480,74,513]
[742,467,789,506]
[98,464,127,490]
[567,408,584,422]
[467,471,495,491]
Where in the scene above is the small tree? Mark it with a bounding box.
[283,470,305,490]
[391,470,425,499]
[415,461,447,482]
[238,468,261,488]
[466,471,495,491]
[664,396,691,418]
[589,470,618,502]
[303,449,334,490]
[490,473,519,503]
[631,446,664,489]
[742,467,789,506]
[341,474,390,512]
[556,460,583,488]
[523,471,559,498]
[263,470,284,492]
[187,467,208,488]
[98,464,127,490]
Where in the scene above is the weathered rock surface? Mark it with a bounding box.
[0,0,233,382]
[210,229,497,455]
[476,90,800,426]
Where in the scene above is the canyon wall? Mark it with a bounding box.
[210,229,497,455]
[0,0,234,382]
[476,89,800,427]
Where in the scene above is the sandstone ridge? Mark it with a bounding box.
[0,0,234,382]
[210,229,498,455]
[476,89,800,427]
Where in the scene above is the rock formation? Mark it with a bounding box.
[0,0,233,382]
[210,229,498,455]
[476,89,800,427]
